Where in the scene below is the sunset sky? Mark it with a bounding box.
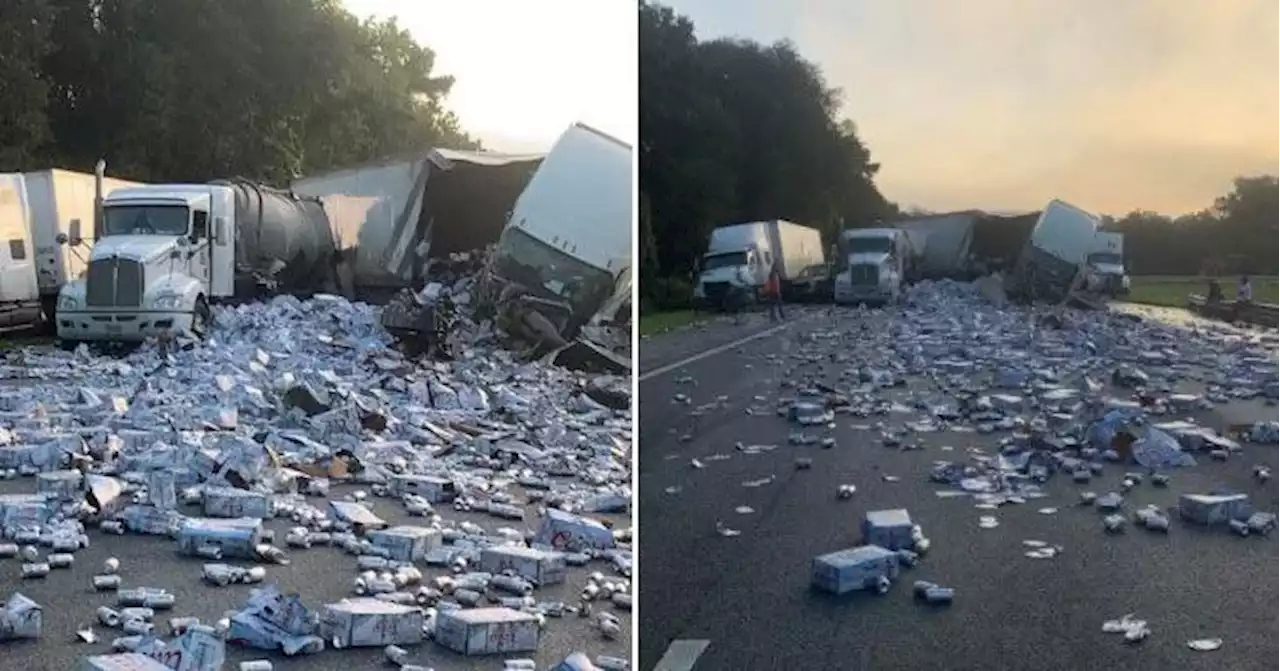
[665,0,1278,215]
[343,0,637,153]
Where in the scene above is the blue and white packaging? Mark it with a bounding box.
[811,545,899,595]
[861,509,915,550]
[533,510,615,552]
[177,517,263,559]
[479,545,567,586]
[202,487,272,519]
[367,525,442,562]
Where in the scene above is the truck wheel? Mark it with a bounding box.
[191,298,213,338]
[57,339,80,352]
[40,297,58,335]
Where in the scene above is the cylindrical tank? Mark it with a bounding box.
[211,179,337,294]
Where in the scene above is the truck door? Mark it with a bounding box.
[208,187,235,297]
[190,210,211,285]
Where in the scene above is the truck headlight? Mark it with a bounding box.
[58,295,79,311]
[152,294,182,310]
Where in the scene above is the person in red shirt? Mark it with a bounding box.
[764,263,784,322]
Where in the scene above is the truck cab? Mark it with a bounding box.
[693,244,769,309]
[1086,232,1129,296]
[833,228,907,306]
[56,185,233,343]
[693,222,774,309]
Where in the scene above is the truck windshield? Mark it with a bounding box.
[1088,253,1122,266]
[843,236,893,254]
[103,205,189,236]
[494,227,614,314]
[702,251,748,271]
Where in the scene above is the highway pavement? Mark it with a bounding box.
[638,304,1279,671]
[0,481,630,671]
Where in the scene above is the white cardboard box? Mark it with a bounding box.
[319,598,424,648]
[35,470,83,501]
[202,487,272,519]
[0,592,41,640]
[861,509,915,551]
[177,517,262,559]
[390,474,458,503]
[78,653,172,671]
[478,545,567,586]
[435,607,540,656]
[367,525,442,562]
[811,545,899,595]
[533,510,615,552]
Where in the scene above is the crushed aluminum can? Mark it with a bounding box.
[1102,514,1127,533]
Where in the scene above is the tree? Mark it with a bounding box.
[15,0,473,184]
[639,1,893,295]
[0,0,56,167]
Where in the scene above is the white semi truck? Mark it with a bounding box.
[485,123,633,338]
[832,228,918,306]
[693,220,824,309]
[1086,231,1129,296]
[56,176,337,345]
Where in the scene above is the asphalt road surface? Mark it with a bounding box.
[638,305,1278,671]
[0,480,630,671]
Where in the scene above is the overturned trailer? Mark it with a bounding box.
[291,149,545,292]
[895,212,982,280]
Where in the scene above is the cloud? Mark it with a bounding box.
[672,0,1278,214]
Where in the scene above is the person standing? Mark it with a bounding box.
[765,262,785,322]
[1238,275,1253,303]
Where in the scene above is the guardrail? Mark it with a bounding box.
[1185,294,1278,327]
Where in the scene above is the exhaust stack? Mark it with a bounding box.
[93,159,105,240]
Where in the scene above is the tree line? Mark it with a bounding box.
[639,1,896,308]
[1101,176,1277,277]
[1,0,475,186]
[638,1,1278,309]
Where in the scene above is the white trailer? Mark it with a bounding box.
[1006,199,1101,302]
[764,220,825,282]
[291,149,544,289]
[24,168,144,310]
[0,175,40,330]
[489,123,633,335]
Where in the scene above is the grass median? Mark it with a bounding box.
[1127,275,1278,308]
[639,310,703,336]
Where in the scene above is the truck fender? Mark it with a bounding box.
[148,277,206,311]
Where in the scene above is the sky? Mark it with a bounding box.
[665,0,1279,215]
[343,0,637,153]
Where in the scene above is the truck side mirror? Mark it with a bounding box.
[68,219,83,247]
[213,217,227,245]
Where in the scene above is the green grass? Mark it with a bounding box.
[639,310,703,336]
[1127,275,1278,308]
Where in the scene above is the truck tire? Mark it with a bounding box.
[191,297,213,338]
[57,339,80,352]
[39,297,57,336]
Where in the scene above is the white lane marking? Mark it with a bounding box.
[639,322,790,383]
[653,639,711,671]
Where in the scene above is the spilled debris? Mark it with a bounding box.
[657,278,1277,658]
[0,292,633,668]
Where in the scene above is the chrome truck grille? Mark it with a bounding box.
[850,264,879,286]
[85,257,144,308]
